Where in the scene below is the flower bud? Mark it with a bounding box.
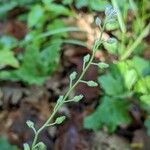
[95,17,101,26]
[70,71,77,80]
[83,54,90,63]
[26,120,34,128]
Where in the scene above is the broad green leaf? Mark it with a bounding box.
[99,73,124,96]
[128,56,150,77]
[103,39,118,55]
[0,50,19,68]
[47,19,67,38]
[116,61,138,90]
[134,76,150,94]
[0,40,61,85]
[106,22,119,31]
[28,5,44,28]
[114,60,144,90]
[84,96,131,132]
[140,95,150,106]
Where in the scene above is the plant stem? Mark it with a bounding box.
[121,23,150,60]
[31,21,106,150]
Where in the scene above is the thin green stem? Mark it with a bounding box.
[31,21,106,150]
[79,80,88,84]
[121,23,150,60]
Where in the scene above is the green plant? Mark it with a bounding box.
[0,137,18,150]
[0,0,85,85]
[102,0,150,60]
[84,0,150,134]
[23,6,117,150]
[84,56,150,133]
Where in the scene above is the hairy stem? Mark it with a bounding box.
[31,22,106,150]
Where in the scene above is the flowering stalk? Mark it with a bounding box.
[24,6,117,150]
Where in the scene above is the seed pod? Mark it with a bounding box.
[87,81,98,87]
[73,94,84,102]
[55,116,66,124]
[98,62,109,69]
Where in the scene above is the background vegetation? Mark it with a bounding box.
[0,0,150,149]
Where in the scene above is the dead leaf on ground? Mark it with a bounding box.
[92,131,131,150]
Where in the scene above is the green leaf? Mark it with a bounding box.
[134,76,150,94]
[42,0,54,5]
[113,61,138,90]
[144,118,150,136]
[140,95,150,106]
[45,3,71,16]
[0,137,18,150]
[128,56,150,77]
[75,0,88,9]
[23,143,30,150]
[63,0,73,5]
[99,73,124,96]
[0,35,18,49]
[103,39,118,55]
[84,96,131,132]
[40,38,62,74]
[124,69,138,90]
[0,2,17,19]
[89,0,109,11]
[0,50,19,68]
[0,39,61,85]
[28,5,44,28]
[76,0,109,11]
[46,19,67,38]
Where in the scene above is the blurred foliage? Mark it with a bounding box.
[83,0,150,134]
[84,56,150,132]
[0,0,75,85]
[0,137,18,150]
[0,0,150,139]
